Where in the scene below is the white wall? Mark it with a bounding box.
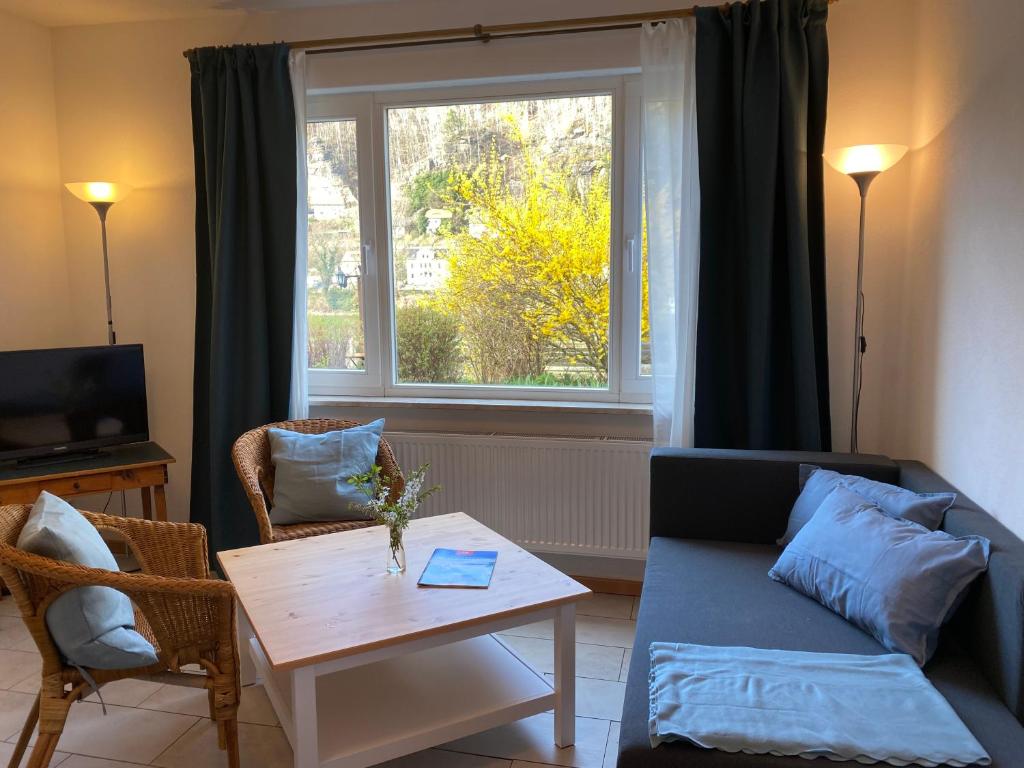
[888,0,1024,533]
[823,0,918,453]
[825,0,1024,537]
[0,9,70,350]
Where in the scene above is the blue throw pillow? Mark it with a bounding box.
[268,419,384,525]
[769,485,990,665]
[778,464,956,545]
[17,492,159,670]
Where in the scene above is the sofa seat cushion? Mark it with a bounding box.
[619,536,1023,767]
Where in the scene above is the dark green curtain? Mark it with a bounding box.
[693,0,832,450]
[187,43,296,557]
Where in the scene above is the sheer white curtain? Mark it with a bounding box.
[641,19,701,447]
[288,50,310,418]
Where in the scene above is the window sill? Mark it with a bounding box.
[308,394,652,416]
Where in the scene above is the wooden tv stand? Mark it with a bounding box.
[0,442,175,522]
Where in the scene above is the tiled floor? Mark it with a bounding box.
[0,593,635,768]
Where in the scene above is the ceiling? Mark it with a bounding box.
[0,0,384,27]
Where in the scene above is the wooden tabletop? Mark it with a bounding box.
[218,512,591,671]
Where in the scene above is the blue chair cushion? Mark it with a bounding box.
[17,492,158,670]
[268,419,384,525]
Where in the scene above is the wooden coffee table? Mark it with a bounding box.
[218,512,591,768]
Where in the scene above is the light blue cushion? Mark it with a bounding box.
[778,464,955,545]
[268,419,384,525]
[16,492,158,670]
[769,485,990,665]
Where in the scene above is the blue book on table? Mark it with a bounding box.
[418,548,498,588]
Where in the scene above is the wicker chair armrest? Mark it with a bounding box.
[1,548,236,669]
[3,549,234,598]
[79,511,211,580]
[231,441,274,545]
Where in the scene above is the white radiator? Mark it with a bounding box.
[387,432,651,559]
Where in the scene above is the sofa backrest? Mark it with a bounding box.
[897,460,1024,722]
[649,448,899,542]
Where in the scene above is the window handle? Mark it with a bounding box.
[625,237,637,273]
[362,241,373,276]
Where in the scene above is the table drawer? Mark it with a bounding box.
[0,475,110,503]
[0,465,167,504]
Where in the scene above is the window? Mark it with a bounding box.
[306,120,366,371]
[307,77,649,402]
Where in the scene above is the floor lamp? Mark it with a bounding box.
[65,182,133,345]
[824,144,907,454]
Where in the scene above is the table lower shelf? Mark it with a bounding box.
[249,633,556,768]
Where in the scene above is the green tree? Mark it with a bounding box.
[435,134,611,382]
[395,304,462,383]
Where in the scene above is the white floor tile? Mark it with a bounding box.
[377,748,512,767]
[543,676,625,722]
[58,756,149,768]
[498,616,636,650]
[0,689,37,743]
[138,682,278,726]
[0,649,41,692]
[0,599,21,618]
[0,617,36,653]
[137,684,210,718]
[577,595,633,621]
[151,719,291,768]
[85,679,164,708]
[443,713,610,768]
[0,739,70,767]
[236,685,280,726]
[496,635,624,681]
[618,650,631,683]
[26,701,196,765]
[602,722,620,768]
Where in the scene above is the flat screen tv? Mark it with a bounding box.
[0,345,149,464]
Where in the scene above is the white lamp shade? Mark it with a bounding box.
[65,181,133,204]
[824,144,908,176]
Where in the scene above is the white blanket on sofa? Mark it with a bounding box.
[649,643,990,766]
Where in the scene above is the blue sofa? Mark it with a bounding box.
[617,449,1024,767]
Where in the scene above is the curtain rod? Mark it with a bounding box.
[182,0,837,58]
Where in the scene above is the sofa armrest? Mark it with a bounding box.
[649,448,899,543]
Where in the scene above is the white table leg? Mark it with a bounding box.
[237,604,259,687]
[553,603,576,748]
[292,666,318,768]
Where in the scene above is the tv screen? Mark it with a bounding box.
[0,345,149,462]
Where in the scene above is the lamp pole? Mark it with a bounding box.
[825,144,907,455]
[848,171,879,454]
[91,202,116,345]
[65,182,131,346]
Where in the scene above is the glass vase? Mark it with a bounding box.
[386,529,406,574]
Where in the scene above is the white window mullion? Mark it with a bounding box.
[619,77,649,401]
[375,97,400,398]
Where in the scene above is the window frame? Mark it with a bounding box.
[306,94,385,397]
[307,74,650,404]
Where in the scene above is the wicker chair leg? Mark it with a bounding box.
[216,718,227,750]
[26,732,59,768]
[208,687,220,731]
[8,693,39,768]
[224,718,240,768]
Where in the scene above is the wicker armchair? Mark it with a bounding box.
[232,418,405,545]
[0,506,240,768]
